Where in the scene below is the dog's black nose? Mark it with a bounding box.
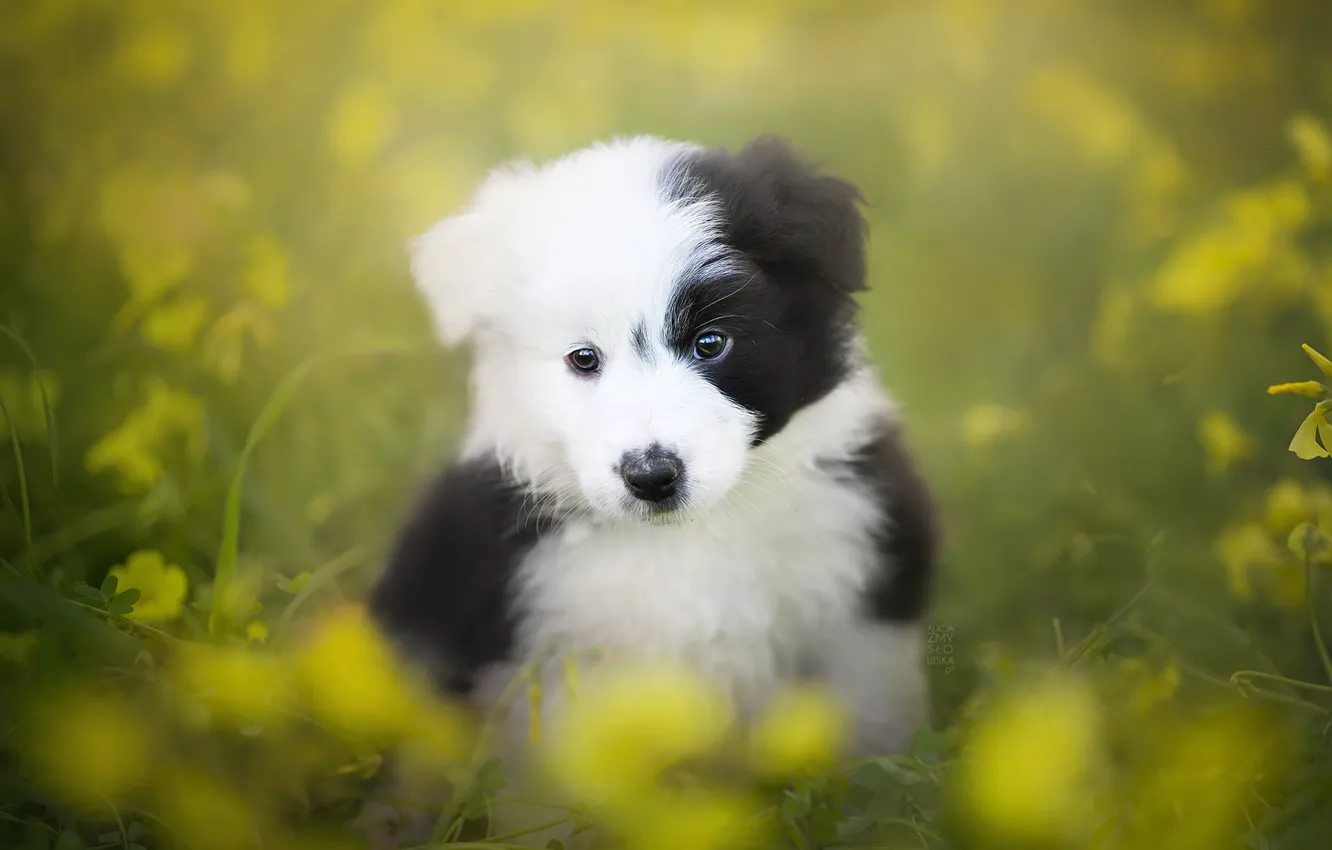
[620,447,682,503]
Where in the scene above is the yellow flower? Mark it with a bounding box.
[109,550,189,623]
[1265,479,1316,532]
[170,644,295,729]
[245,619,270,643]
[1215,523,1284,600]
[1303,343,1332,379]
[961,404,1026,447]
[954,675,1102,844]
[116,20,192,88]
[1024,68,1141,167]
[1198,410,1253,474]
[291,605,419,745]
[328,82,399,168]
[140,296,211,353]
[616,791,761,850]
[541,661,734,805]
[748,685,847,779]
[239,233,291,310]
[155,767,262,850]
[1289,113,1332,181]
[23,687,151,813]
[1268,381,1327,397]
[85,380,207,493]
[1127,707,1279,850]
[1289,401,1332,460]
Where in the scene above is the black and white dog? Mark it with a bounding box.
[369,135,937,766]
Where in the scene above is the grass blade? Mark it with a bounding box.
[210,353,322,636]
[0,324,59,485]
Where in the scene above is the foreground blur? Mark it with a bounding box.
[3,1,1332,848]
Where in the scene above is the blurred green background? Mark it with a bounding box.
[3,0,1332,847]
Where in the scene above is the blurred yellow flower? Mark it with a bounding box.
[1215,522,1286,601]
[1116,657,1181,714]
[328,82,399,168]
[0,630,40,664]
[155,767,262,850]
[1025,68,1141,167]
[1198,410,1253,474]
[292,605,419,745]
[1151,181,1312,313]
[1289,113,1332,181]
[170,644,294,729]
[85,380,207,493]
[1263,478,1332,533]
[616,791,761,850]
[116,20,192,88]
[239,233,291,310]
[748,685,847,779]
[23,687,151,813]
[1128,707,1277,850]
[954,675,1102,844]
[109,549,189,623]
[245,619,270,643]
[222,1,274,86]
[140,296,211,353]
[541,661,734,804]
[202,302,278,384]
[961,404,1026,447]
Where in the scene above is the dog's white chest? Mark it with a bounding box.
[510,466,878,706]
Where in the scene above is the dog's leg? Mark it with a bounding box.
[820,620,930,758]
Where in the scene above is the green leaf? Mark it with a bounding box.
[73,583,105,600]
[99,574,118,597]
[107,587,141,615]
[212,354,322,637]
[53,830,84,850]
[546,841,565,850]
[275,571,312,594]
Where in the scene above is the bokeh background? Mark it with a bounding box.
[4,1,1332,849]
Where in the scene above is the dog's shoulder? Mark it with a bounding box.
[368,455,551,694]
[819,420,938,623]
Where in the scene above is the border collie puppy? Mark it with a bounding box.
[369,135,937,764]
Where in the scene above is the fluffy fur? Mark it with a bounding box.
[365,136,938,839]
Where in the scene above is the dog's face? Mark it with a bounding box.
[412,136,869,521]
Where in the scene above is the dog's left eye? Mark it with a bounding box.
[566,346,602,375]
[693,331,730,360]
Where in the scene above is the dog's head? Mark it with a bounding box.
[412,136,868,521]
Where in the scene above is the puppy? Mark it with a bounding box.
[365,135,938,841]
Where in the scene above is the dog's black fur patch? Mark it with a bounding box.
[825,423,938,623]
[660,137,867,443]
[368,457,546,695]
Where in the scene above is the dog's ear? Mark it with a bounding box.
[409,161,534,346]
[410,208,491,346]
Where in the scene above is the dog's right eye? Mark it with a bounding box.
[566,347,601,375]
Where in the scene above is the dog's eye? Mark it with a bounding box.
[693,331,730,361]
[566,347,601,375]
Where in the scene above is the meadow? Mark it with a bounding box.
[3,1,1332,849]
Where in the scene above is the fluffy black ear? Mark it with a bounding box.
[681,136,869,300]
